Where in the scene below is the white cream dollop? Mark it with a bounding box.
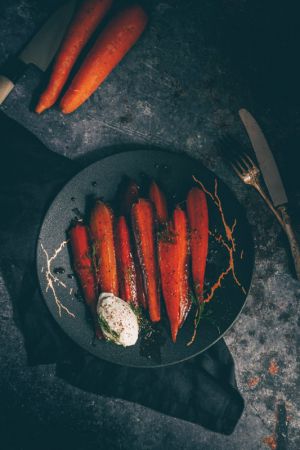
[97,293,139,347]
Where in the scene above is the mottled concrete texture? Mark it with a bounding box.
[0,0,299,449]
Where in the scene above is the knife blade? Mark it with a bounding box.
[239,108,288,207]
[20,0,77,71]
[0,0,77,105]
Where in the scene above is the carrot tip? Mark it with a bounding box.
[35,103,46,114]
[150,314,161,323]
[171,330,178,343]
[60,104,72,114]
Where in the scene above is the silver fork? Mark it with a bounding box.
[230,152,285,229]
[219,135,286,228]
[220,135,300,279]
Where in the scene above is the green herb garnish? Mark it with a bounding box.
[157,224,177,244]
[98,315,120,343]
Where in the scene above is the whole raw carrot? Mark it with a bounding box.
[90,200,119,295]
[35,0,113,114]
[60,4,148,113]
[186,187,209,303]
[69,221,102,338]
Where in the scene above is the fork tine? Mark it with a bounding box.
[239,155,251,170]
[243,152,256,168]
[231,162,244,180]
[218,133,258,175]
[235,158,247,173]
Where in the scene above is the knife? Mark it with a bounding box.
[0,0,77,105]
[239,108,300,280]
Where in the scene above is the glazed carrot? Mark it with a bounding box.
[115,216,138,306]
[119,178,139,217]
[69,221,102,337]
[35,0,113,114]
[186,187,209,303]
[134,255,147,310]
[158,228,178,341]
[158,208,190,342]
[132,199,160,322]
[90,201,118,295]
[176,208,191,328]
[149,181,168,224]
[118,178,147,308]
[60,4,148,113]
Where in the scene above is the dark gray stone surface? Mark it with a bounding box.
[0,0,299,449]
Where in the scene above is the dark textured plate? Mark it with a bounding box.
[36,149,254,368]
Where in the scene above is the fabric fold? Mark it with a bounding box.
[0,112,244,435]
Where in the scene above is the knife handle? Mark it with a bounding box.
[0,76,15,105]
[278,205,300,280]
[254,184,285,229]
[0,56,27,105]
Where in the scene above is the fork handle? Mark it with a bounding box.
[278,205,300,280]
[254,184,285,229]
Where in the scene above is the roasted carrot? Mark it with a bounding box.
[35,0,113,114]
[134,255,147,309]
[186,187,209,303]
[158,226,178,341]
[132,199,160,322]
[115,216,138,306]
[90,200,118,295]
[177,209,191,328]
[149,180,168,224]
[69,221,102,337]
[158,207,190,342]
[60,4,148,113]
[117,178,147,308]
[119,178,139,217]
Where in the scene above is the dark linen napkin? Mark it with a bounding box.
[0,112,244,435]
